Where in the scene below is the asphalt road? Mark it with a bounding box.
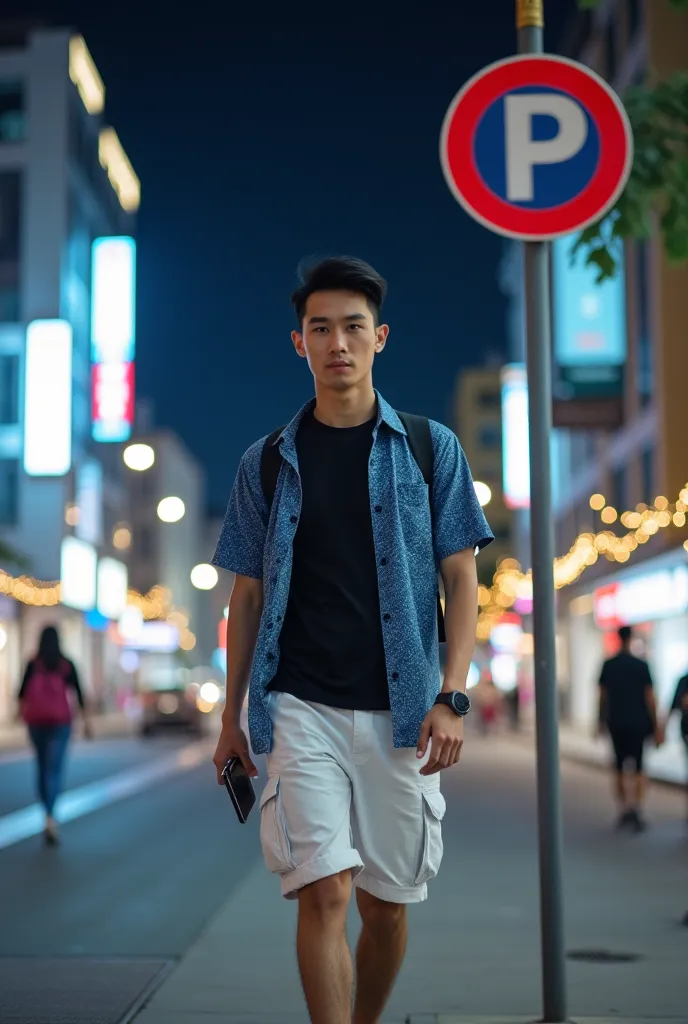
[1,724,687,1022]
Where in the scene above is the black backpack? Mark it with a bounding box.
[259,411,446,643]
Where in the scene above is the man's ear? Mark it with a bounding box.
[375,323,390,353]
[292,330,307,359]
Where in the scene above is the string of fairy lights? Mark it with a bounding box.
[2,482,687,644]
[475,481,688,641]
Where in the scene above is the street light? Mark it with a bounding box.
[190,564,218,590]
[157,496,185,523]
[473,480,492,507]
[123,444,155,471]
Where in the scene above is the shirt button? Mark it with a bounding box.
[276,614,283,622]
[391,672,399,681]
[290,515,298,524]
[383,613,392,623]
[267,652,275,661]
[266,622,274,630]
[374,505,382,513]
[380,558,388,566]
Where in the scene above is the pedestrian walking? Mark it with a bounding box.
[212,256,493,1024]
[659,671,688,820]
[598,625,661,834]
[17,625,92,845]
[474,673,502,736]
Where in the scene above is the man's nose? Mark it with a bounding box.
[329,330,349,352]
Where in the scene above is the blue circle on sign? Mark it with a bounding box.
[474,85,600,209]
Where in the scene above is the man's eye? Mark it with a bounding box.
[348,324,362,330]
[313,327,328,333]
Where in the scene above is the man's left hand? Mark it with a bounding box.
[417,704,464,775]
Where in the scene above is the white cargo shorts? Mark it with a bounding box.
[258,691,447,903]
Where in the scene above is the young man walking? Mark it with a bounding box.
[598,625,660,833]
[212,256,493,1024]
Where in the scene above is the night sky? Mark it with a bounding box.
[15,1,573,511]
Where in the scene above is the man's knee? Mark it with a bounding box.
[298,870,352,924]
[357,890,406,938]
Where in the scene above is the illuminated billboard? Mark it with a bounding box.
[24,320,73,477]
[501,364,530,510]
[91,236,136,443]
[552,234,627,429]
[61,537,97,612]
[97,558,129,620]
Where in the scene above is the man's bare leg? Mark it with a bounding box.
[352,889,407,1024]
[297,870,353,1024]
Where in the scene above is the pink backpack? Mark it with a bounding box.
[21,659,73,726]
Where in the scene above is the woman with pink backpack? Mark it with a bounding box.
[17,625,92,845]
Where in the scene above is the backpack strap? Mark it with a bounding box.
[260,427,286,508]
[396,412,446,644]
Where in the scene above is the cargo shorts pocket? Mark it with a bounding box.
[259,775,295,875]
[414,785,446,886]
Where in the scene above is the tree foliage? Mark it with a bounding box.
[573,0,688,281]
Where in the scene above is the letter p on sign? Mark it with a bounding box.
[505,94,588,202]
[439,55,633,241]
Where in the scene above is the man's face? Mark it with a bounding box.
[292,290,389,390]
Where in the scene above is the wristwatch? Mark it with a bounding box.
[434,691,471,717]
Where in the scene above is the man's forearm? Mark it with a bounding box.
[222,584,263,726]
[441,570,478,694]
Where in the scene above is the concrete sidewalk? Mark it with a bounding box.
[131,739,688,1024]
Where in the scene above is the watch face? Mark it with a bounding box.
[451,692,471,715]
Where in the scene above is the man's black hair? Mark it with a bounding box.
[291,256,387,326]
[618,625,633,644]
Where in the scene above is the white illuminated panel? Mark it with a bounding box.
[501,363,530,510]
[60,537,97,612]
[75,461,103,545]
[97,558,128,620]
[122,621,180,653]
[594,565,688,629]
[91,237,136,364]
[24,320,73,477]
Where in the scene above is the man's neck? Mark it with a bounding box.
[313,381,377,428]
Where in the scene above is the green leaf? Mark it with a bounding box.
[586,246,618,284]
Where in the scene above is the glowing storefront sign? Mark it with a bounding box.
[24,320,73,477]
[501,363,530,510]
[594,564,688,630]
[122,621,180,653]
[75,460,103,545]
[552,234,626,428]
[60,537,97,612]
[91,237,136,443]
[97,558,129,620]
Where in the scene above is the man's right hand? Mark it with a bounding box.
[213,722,258,784]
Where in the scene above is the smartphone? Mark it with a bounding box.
[222,757,256,824]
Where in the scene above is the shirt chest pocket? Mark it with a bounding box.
[396,479,429,508]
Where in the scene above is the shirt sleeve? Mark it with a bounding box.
[429,420,494,562]
[66,662,86,708]
[211,439,269,579]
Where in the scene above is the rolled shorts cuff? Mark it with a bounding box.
[281,850,365,900]
[354,872,429,905]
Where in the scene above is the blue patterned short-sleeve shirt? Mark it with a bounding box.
[213,392,493,754]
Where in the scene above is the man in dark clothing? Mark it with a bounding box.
[598,625,659,832]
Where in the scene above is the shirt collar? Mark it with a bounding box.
[273,390,407,451]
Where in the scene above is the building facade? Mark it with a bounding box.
[498,1,688,772]
[453,365,512,582]
[0,25,140,721]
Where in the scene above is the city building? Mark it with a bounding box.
[500,0,688,773]
[453,365,512,583]
[0,23,140,721]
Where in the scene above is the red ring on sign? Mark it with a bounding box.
[440,56,632,240]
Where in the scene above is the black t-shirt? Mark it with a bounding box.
[671,675,688,736]
[599,652,653,733]
[269,410,390,711]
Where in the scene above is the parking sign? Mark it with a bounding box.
[440,55,633,240]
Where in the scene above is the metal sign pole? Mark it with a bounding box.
[515,2,568,1021]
